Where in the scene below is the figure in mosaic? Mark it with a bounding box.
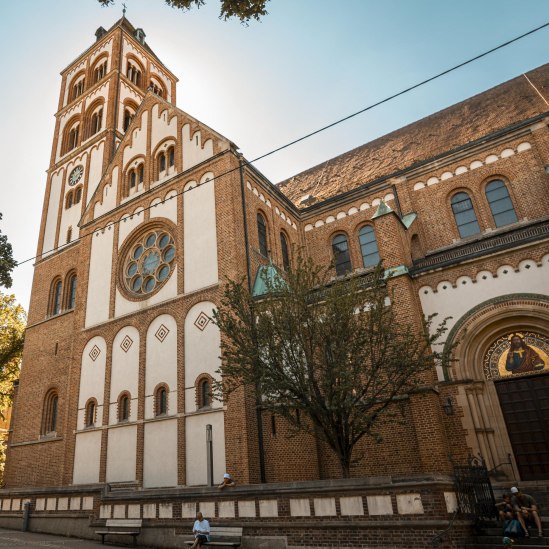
[505,334,545,374]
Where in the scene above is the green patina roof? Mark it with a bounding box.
[372,199,393,219]
[252,264,287,297]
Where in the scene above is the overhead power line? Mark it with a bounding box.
[15,21,549,267]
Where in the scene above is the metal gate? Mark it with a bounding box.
[454,455,497,521]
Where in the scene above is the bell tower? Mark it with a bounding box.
[37,17,178,260]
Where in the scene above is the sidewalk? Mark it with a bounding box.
[0,528,156,548]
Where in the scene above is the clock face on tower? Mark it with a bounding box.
[68,165,84,186]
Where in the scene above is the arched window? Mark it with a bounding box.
[198,378,211,409]
[332,234,352,276]
[155,386,168,416]
[149,79,164,97]
[168,146,175,168]
[159,152,166,173]
[93,59,107,83]
[358,225,380,268]
[71,76,85,101]
[67,123,80,152]
[485,180,517,228]
[137,164,144,185]
[123,108,135,131]
[280,231,290,271]
[66,226,72,244]
[451,192,480,238]
[85,399,96,427]
[126,61,142,87]
[75,186,82,204]
[42,390,59,435]
[129,170,137,190]
[67,274,77,310]
[89,107,103,136]
[257,213,268,257]
[118,393,130,422]
[51,280,62,315]
[66,191,74,209]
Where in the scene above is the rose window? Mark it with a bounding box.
[123,229,175,296]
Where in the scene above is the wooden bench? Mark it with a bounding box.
[183,526,242,547]
[96,518,142,545]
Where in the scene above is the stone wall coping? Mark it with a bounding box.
[0,485,102,497]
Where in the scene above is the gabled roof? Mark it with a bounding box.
[80,91,235,226]
[278,63,549,207]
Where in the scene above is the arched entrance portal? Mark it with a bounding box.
[446,295,549,482]
[484,332,549,480]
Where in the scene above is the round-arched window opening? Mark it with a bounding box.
[121,227,176,298]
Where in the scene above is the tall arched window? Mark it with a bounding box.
[71,76,85,101]
[66,226,72,244]
[93,59,107,83]
[280,231,290,271]
[451,192,480,238]
[200,379,211,408]
[149,79,164,97]
[42,390,59,435]
[75,186,82,204]
[123,108,135,131]
[90,107,103,136]
[51,280,62,315]
[126,61,142,87]
[159,152,166,173]
[332,234,352,276]
[67,123,80,152]
[168,146,175,168]
[85,399,96,427]
[118,393,130,422]
[129,170,137,190]
[358,225,380,268]
[155,386,168,416]
[137,164,144,185]
[257,213,268,257]
[485,180,517,227]
[66,191,74,209]
[67,274,77,310]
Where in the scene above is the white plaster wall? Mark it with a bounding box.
[182,125,215,171]
[185,411,225,486]
[94,166,119,218]
[150,190,177,223]
[77,336,107,430]
[105,425,137,482]
[145,315,177,419]
[143,419,177,487]
[73,430,102,484]
[184,301,220,413]
[42,170,64,256]
[109,326,140,424]
[115,266,178,317]
[89,37,113,67]
[151,104,177,153]
[183,175,218,293]
[118,208,144,249]
[86,141,106,202]
[123,39,147,71]
[63,59,86,107]
[85,225,114,327]
[419,256,549,379]
[123,111,148,165]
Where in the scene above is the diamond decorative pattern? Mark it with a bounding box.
[89,345,101,362]
[120,335,133,353]
[194,311,211,331]
[155,324,170,343]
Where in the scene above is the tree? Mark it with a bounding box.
[213,256,451,478]
[97,0,269,23]
[0,214,17,289]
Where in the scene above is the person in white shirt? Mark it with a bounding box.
[191,511,210,548]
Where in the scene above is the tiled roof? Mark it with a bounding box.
[278,63,549,207]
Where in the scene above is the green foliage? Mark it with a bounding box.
[214,255,452,477]
[0,214,17,289]
[97,0,269,23]
[0,293,25,416]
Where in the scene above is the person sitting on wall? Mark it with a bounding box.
[511,486,543,537]
[190,511,210,548]
[505,334,545,374]
[218,472,236,489]
[496,494,514,522]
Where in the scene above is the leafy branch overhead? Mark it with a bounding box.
[213,255,453,478]
[0,214,17,290]
[97,0,269,23]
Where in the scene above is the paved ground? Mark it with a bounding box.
[0,529,156,548]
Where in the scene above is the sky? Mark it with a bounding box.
[1,0,548,310]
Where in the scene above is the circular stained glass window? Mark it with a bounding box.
[123,229,176,297]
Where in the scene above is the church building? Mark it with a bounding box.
[2,17,548,548]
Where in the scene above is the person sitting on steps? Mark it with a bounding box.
[496,494,514,522]
[510,486,543,538]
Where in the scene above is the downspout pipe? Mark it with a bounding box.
[239,158,267,484]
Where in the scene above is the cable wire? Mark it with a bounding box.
[15,21,549,267]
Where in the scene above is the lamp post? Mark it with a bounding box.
[206,424,213,486]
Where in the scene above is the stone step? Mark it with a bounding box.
[472,535,549,545]
[466,544,549,549]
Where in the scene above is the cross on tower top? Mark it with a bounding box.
[122,3,127,16]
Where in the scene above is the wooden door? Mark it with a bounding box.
[495,374,549,480]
